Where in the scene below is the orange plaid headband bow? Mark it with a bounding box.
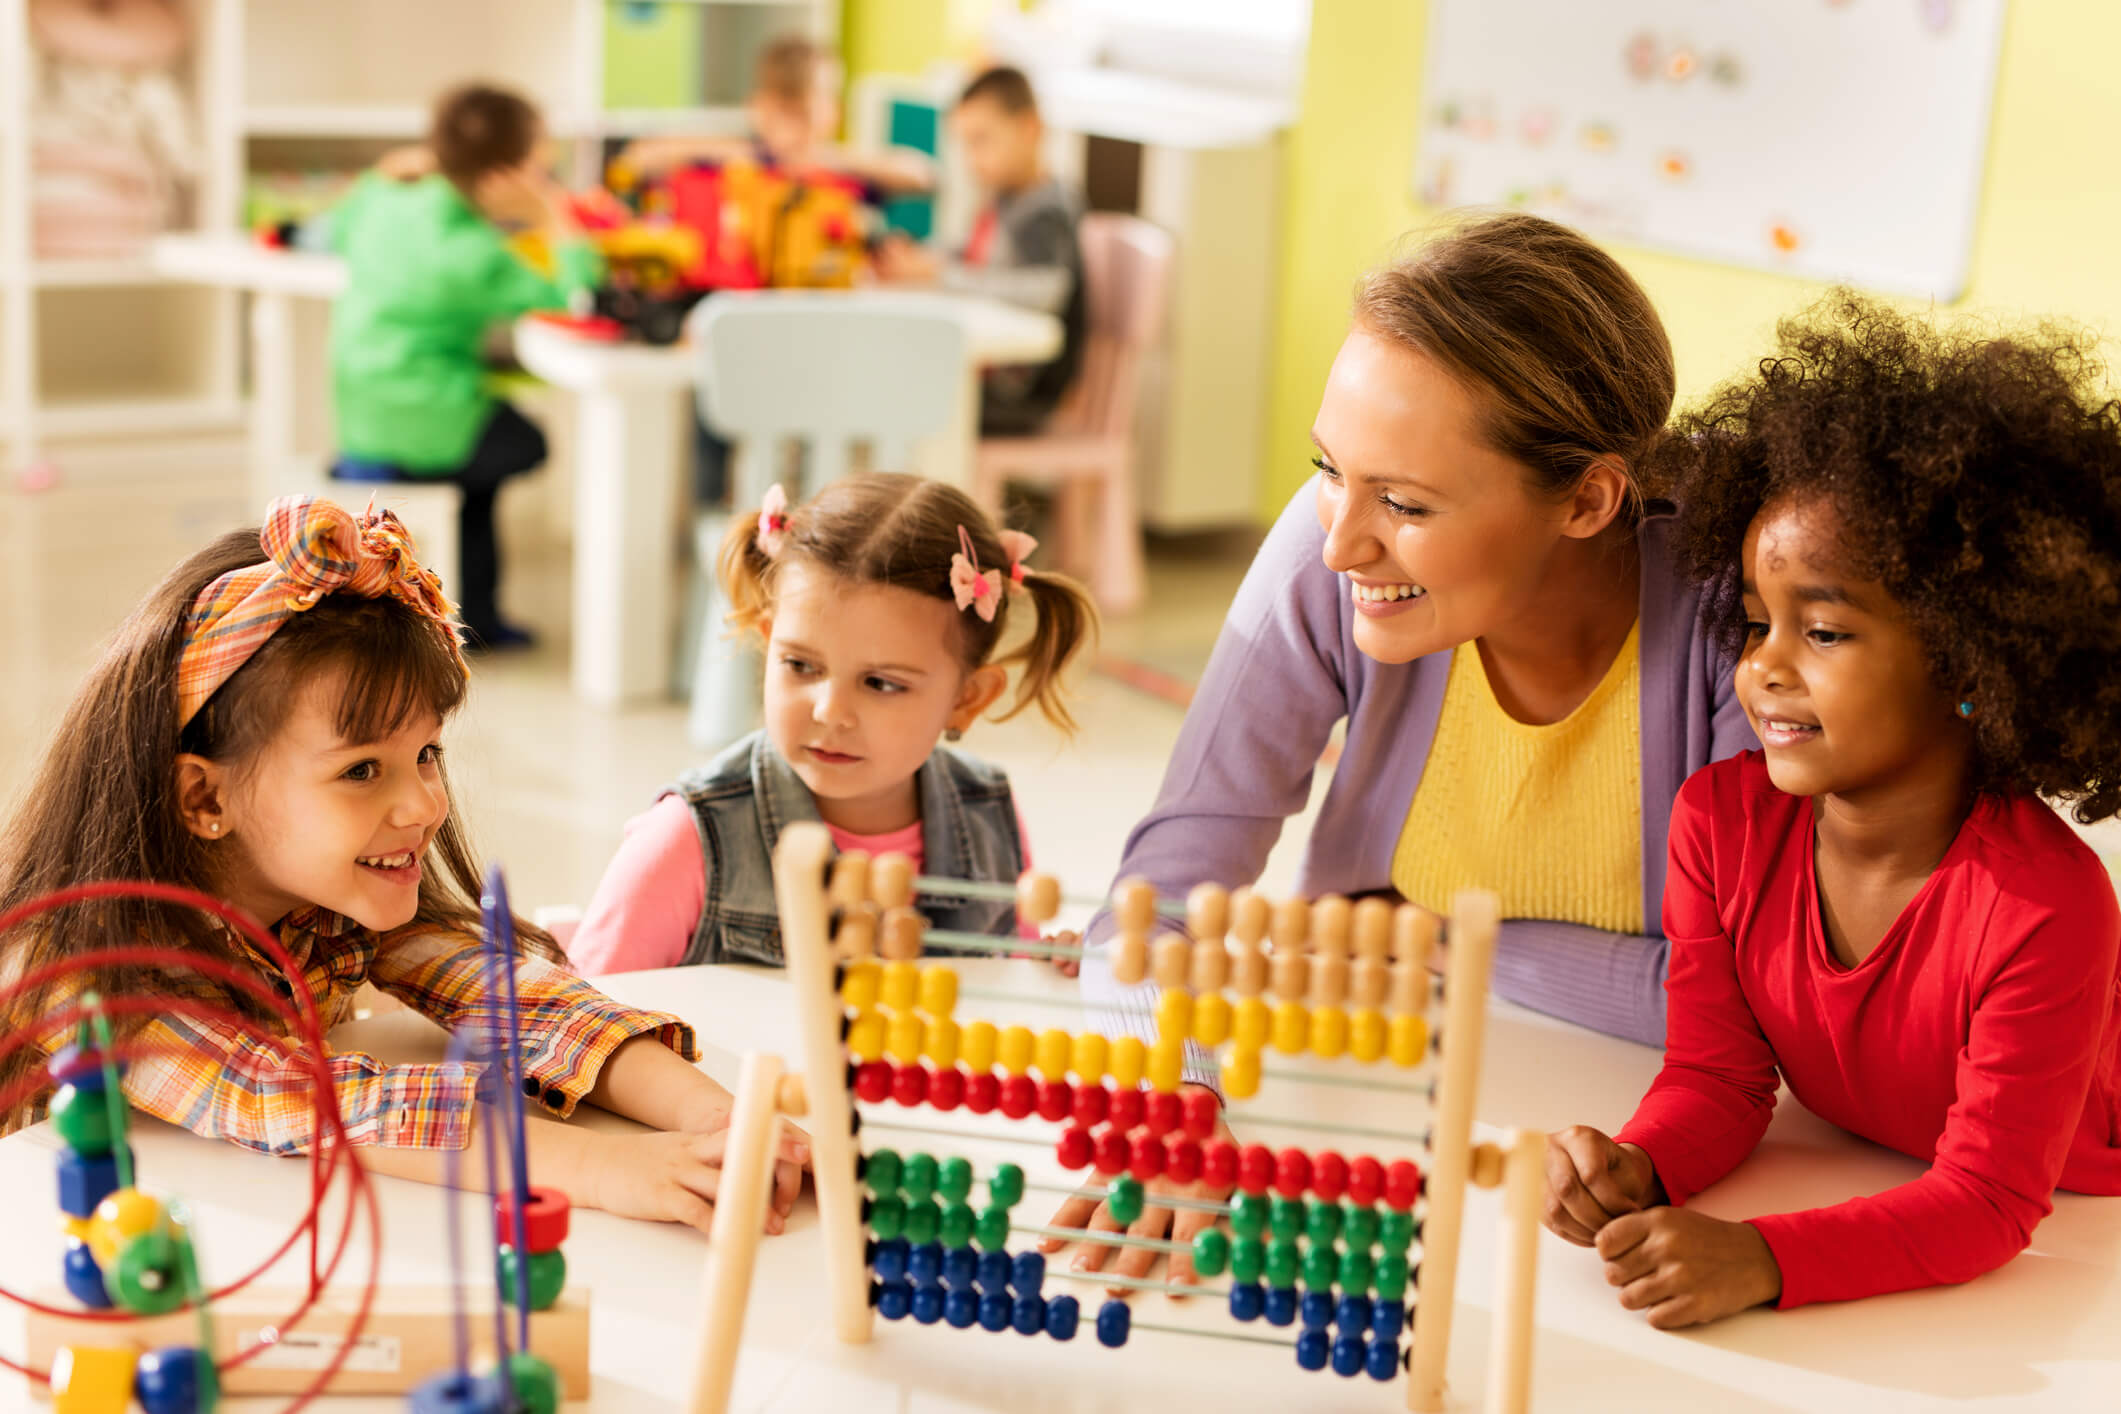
[175,496,466,729]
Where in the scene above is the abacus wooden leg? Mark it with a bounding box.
[1483,1129,1545,1414]
[685,1051,787,1414]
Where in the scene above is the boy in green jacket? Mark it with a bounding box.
[329,84,603,648]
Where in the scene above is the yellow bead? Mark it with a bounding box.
[1232,996,1271,1052]
[1036,1028,1073,1080]
[1147,1039,1184,1094]
[1389,1013,1430,1068]
[839,960,881,1014]
[847,1011,887,1062]
[61,1214,92,1244]
[998,1025,1036,1077]
[962,1021,999,1074]
[1224,1047,1262,1099]
[1271,1000,1309,1056]
[918,965,959,1018]
[924,1016,960,1069]
[1109,1036,1147,1089]
[880,960,919,1013]
[1310,1006,1349,1059]
[1156,987,1195,1045]
[1191,992,1231,1048]
[1070,1031,1109,1081]
[50,1345,139,1414]
[886,1009,924,1064]
[87,1189,165,1269]
[1350,1008,1388,1063]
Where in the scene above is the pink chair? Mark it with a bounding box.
[972,213,1174,614]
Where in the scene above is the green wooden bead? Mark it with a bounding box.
[498,1246,567,1311]
[1230,1235,1265,1284]
[50,1084,117,1158]
[107,1232,186,1315]
[492,1351,560,1414]
[1107,1177,1145,1227]
[1191,1228,1231,1277]
[1379,1209,1416,1254]
[1229,1193,1267,1240]
[1339,1247,1375,1295]
[973,1205,1011,1252]
[902,1198,941,1245]
[938,1201,975,1249]
[865,1148,903,1197]
[988,1162,1025,1210]
[1301,1243,1338,1292]
[1343,1203,1382,1252]
[1375,1251,1410,1300]
[868,1195,906,1241]
[1268,1196,1302,1243]
[1263,1237,1299,1290]
[1304,1199,1342,1246]
[901,1152,938,1203]
[937,1156,973,1203]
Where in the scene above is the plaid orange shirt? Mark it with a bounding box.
[95,907,695,1155]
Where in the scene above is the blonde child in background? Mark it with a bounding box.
[567,473,1097,976]
[0,498,806,1236]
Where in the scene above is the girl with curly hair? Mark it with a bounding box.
[1543,294,2121,1327]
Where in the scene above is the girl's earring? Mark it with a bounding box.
[945,727,964,743]
[1958,701,1975,719]
[208,821,221,835]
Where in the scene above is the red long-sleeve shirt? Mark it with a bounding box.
[1618,752,2121,1309]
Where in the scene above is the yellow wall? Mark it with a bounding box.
[1262,0,2121,513]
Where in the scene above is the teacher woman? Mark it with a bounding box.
[1056,212,1754,1286]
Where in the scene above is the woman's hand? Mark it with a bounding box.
[581,1126,810,1235]
[1544,1125,1661,1245]
[1595,1206,1782,1329]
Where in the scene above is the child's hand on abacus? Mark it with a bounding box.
[581,1127,811,1236]
[1594,1206,1783,1329]
[1543,1124,1660,1245]
[1047,929,1082,979]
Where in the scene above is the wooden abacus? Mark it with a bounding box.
[689,824,1545,1413]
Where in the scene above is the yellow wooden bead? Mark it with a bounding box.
[1270,1000,1310,1056]
[1156,987,1195,1045]
[998,1025,1037,1077]
[1310,1005,1349,1059]
[1036,1028,1073,1080]
[1147,1039,1184,1094]
[886,1009,924,1064]
[1109,1035,1147,1089]
[880,960,919,1013]
[1389,1013,1430,1068]
[918,965,959,1018]
[962,1021,998,1074]
[1350,1007,1388,1063]
[1070,1031,1109,1081]
[50,1345,139,1414]
[1224,1046,1262,1099]
[839,959,881,1014]
[924,1016,961,1069]
[87,1189,165,1268]
[1191,992,1232,1048]
[61,1214,92,1243]
[1232,996,1271,1052]
[847,1011,887,1062]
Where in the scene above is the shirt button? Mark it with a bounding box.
[541,1084,566,1111]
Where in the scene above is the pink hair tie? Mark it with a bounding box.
[949,526,1003,622]
[756,483,791,556]
[998,529,1038,588]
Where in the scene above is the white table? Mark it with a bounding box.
[6,962,2113,1412]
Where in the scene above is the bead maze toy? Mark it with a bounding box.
[3,871,589,1411]
[688,823,1547,1413]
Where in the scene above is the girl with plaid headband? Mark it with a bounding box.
[567,472,1098,976]
[0,497,808,1235]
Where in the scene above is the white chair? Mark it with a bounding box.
[687,295,968,749]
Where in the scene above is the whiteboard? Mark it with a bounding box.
[1414,0,2008,299]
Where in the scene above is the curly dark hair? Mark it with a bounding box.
[1647,292,2121,822]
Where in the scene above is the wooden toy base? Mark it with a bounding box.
[25,1285,590,1400]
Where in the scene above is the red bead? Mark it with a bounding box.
[1071,1083,1110,1128]
[1165,1136,1202,1185]
[1036,1079,1074,1123]
[1201,1139,1240,1190]
[891,1064,930,1108]
[1273,1147,1312,1199]
[495,1186,571,1254]
[1057,1126,1095,1171]
[1348,1155,1385,1206]
[929,1066,965,1112]
[1108,1086,1145,1132]
[1237,1143,1275,1195]
[964,1071,1001,1114]
[1385,1159,1423,1211]
[854,1061,893,1104]
[1000,1074,1038,1120]
[1128,1134,1167,1182]
[1143,1091,1183,1137]
[1093,1126,1132,1175]
[1310,1150,1349,1203]
[1181,1088,1220,1140]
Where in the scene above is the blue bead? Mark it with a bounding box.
[1044,1293,1080,1341]
[1371,1298,1406,1342]
[1336,1294,1373,1334]
[135,1346,214,1414]
[1263,1285,1298,1327]
[1332,1333,1367,1378]
[408,1370,506,1413]
[1367,1338,1401,1382]
[942,1246,978,1289]
[56,1147,128,1218]
[873,1237,910,1283]
[912,1285,946,1324]
[1227,1280,1264,1322]
[1012,1294,1046,1335]
[977,1250,1013,1293]
[1010,1250,1045,1296]
[909,1242,946,1288]
[944,1288,980,1328]
[1300,1289,1334,1330]
[877,1281,914,1320]
[1295,1328,1330,1371]
[979,1291,1013,1332]
[62,1242,112,1309]
[1095,1298,1131,1348]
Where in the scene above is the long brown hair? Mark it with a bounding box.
[1354,212,1676,517]
[718,473,1098,733]
[0,527,552,1132]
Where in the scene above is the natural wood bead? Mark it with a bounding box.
[828,852,871,913]
[880,906,925,961]
[1187,882,1230,943]
[1311,954,1350,1008]
[1112,933,1149,986]
[1153,936,1191,989]
[1230,941,1268,997]
[1190,938,1230,993]
[1311,896,1352,957]
[1115,877,1158,936]
[1389,961,1426,1016]
[1018,872,1062,926]
[1350,956,1389,1008]
[1270,948,1310,1003]
[1229,886,1270,948]
[775,1073,808,1117]
[1471,1141,1505,1190]
[871,852,915,909]
[835,902,878,960]
[1269,895,1310,954]
[1352,897,1393,962]
[1392,904,1438,973]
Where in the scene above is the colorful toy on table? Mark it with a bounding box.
[686,827,1550,1414]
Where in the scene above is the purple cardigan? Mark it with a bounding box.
[1086,480,1755,1049]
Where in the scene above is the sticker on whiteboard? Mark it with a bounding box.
[241,1328,403,1373]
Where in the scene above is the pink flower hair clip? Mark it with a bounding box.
[757,483,790,557]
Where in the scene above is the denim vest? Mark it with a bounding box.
[665,731,1026,966]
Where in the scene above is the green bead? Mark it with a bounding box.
[1379,1209,1417,1254]
[1304,1198,1342,1246]
[865,1148,903,1197]
[1340,1247,1375,1295]
[1191,1228,1230,1277]
[988,1162,1025,1210]
[1343,1203,1381,1252]
[1107,1176,1145,1227]
[50,1084,117,1158]
[901,1152,939,1203]
[498,1246,567,1311]
[493,1351,561,1414]
[1229,1193,1268,1240]
[1375,1251,1410,1301]
[107,1232,186,1315]
[938,1201,975,1249]
[1263,1237,1299,1290]
[903,1198,941,1246]
[937,1156,973,1203]
[1301,1243,1338,1292]
[868,1195,906,1241]
[1268,1196,1302,1243]
[973,1205,1011,1252]
[1230,1235,1265,1284]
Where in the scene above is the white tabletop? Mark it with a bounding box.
[149,234,348,299]
[5,963,2114,1412]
